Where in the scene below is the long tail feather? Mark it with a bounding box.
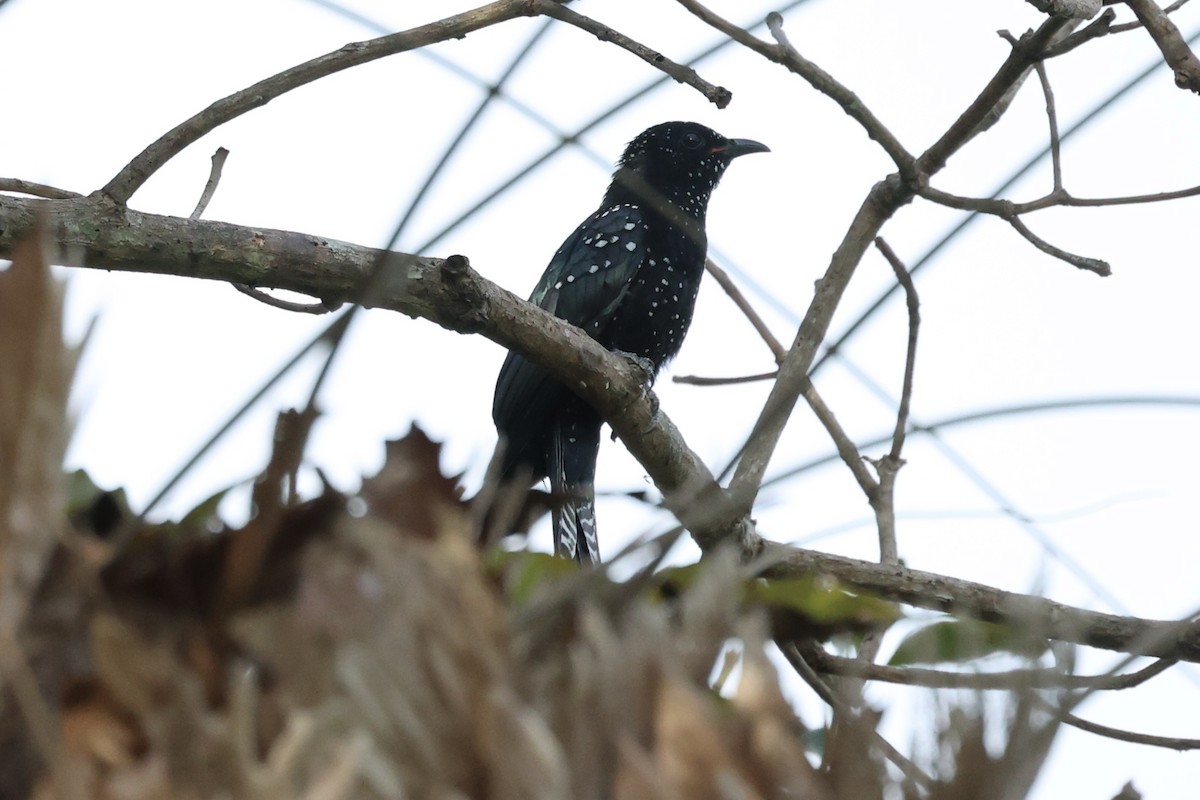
[549,415,602,564]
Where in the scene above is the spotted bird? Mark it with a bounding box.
[492,121,768,563]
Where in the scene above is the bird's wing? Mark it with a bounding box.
[493,204,647,474]
[527,203,648,332]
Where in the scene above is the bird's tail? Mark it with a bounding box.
[548,415,601,564]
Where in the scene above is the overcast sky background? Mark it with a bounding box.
[3,0,1200,795]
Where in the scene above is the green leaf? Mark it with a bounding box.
[489,550,578,605]
[889,618,1050,666]
[178,484,235,530]
[748,576,901,627]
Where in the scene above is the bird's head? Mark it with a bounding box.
[606,121,769,219]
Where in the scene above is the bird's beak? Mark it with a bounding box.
[711,138,770,159]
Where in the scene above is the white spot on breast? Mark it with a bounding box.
[594,239,609,248]
[625,242,636,252]
[567,275,576,283]
[554,281,563,289]
[588,264,599,273]
[660,279,669,286]
[623,222,635,230]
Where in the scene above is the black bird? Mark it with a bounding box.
[492,121,768,564]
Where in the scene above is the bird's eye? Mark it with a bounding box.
[680,131,704,149]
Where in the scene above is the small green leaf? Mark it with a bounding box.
[748,576,901,627]
[179,485,235,530]
[889,618,1050,666]
[491,550,578,605]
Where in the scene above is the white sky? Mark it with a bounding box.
[3,0,1200,796]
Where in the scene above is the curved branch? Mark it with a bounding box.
[101,0,536,204]
[536,0,730,107]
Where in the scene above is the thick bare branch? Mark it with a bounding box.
[764,545,1200,661]
[1125,0,1200,92]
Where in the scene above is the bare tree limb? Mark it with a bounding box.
[1125,0,1200,92]
[101,0,539,204]
[763,544,1200,661]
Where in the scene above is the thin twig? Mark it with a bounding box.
[233,283,340,314]
[1032,60,1064,191]
[868,237,919,566]
[1056,706,1200,749]
[674,1,916,174]
[536,0,730,107]
[779,642,933,794]
[874,238,918,465]
[190,146,230,220]
[804,645,1177,690]
[1008,215,1111,275]
[412,0,814,254]
[101,0,537,204]
[802,380,878,499]
[922,182,1200,215]
[704,257,786,360]
[915,187,1111,275]
[673,370,778,386]
[0,178,81,199]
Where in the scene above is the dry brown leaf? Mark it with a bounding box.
[654,674,735,800]
[360,424,465,539]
